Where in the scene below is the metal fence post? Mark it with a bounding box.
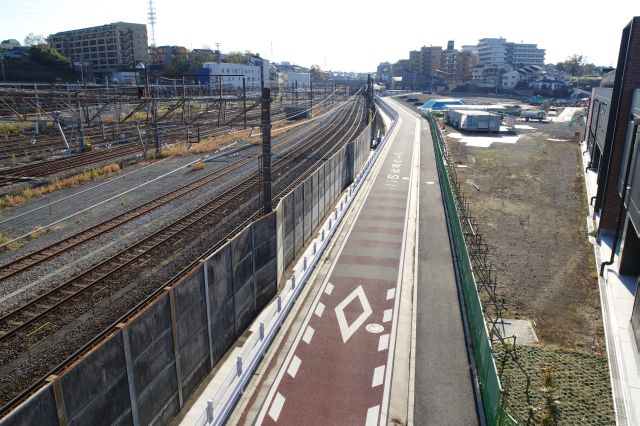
[207,399,214,423]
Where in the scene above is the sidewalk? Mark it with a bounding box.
[581,141,640,426]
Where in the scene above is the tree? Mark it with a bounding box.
[29,44,70,70]
[310,64,325,80]
[557,54,596,76]
[24,33,45,46]
[225,51,248,64]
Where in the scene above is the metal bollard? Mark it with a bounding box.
[329,219,332,229]
[259,322,265,340]
[207,399,214,423]
[303,257,307,271]
[321,229,325,241]
[313,241,317,255]
[292,274,296,289]
[277,296,282,312]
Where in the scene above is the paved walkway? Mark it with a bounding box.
[233,98,479,425]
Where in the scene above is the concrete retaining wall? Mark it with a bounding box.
[2,121,373,426]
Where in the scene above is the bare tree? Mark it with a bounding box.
[24,33,46,46]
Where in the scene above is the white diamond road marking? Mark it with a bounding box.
[325,282,334,295]
[302,326,315,344]
[378,334,390,351]
[334,285,373,343]
[386,288,395,300]
[383,309,393,323]
[268,392,286,421]
[365,405,380,426]
[372,365,385,387]
[315,302,325,318]
[287,355,301,378]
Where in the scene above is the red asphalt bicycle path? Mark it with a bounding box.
[254,112,419,425]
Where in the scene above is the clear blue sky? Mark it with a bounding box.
[1,0,639,72]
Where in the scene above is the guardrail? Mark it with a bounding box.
[424,112,518,426]
[193,98,399,425]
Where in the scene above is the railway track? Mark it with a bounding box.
[0,100,343,281]
[0,95,364,413]
[0,100,315,185]
[0,98,361,344]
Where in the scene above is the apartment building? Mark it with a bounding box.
[477,37,545,67]
[48,22,148,73]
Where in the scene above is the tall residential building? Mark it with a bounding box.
[441,49,478,85]
[419,46,442,79]
[48,22,148,73]
[477,37,545,67]
[478,38,509,65]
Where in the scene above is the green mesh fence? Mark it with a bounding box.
[424,112,518,426]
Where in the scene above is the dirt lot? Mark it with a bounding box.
[397,94,614,422]
[399,94,602,348]
[444,120,602,349]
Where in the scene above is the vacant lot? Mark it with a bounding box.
[444,120,601,349]
[396,93,613,422]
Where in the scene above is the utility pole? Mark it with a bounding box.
[309,79,313,116]
[243,77,247,129]
[369,75,376,148]
[261,87,272,214]
[366,74,372,125]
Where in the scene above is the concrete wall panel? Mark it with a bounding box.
[311,170,319,230]
[318,164,326,219]
[231,227,256,333]
[128,295,179,425]
[293,185,304,257]
[0,385,57,426]
[281,192,295,268]
[206,245,235,363]
[275,199,285,284]
[174,266,210,399]
[254,213,277,310]
[303,178,312,242]
[137,364,179,425]
[60,333,131,426]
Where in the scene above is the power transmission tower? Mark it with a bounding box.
[147,0,157,47]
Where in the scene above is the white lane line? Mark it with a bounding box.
[325,282,334,295]
[314,302,325,318]
[383,309,393,323]
[366,405,380,426]
[287,355,302,378]
[378,334,390,351]
[372,365,385,387]
[302,326,315,344]
[268,392,286,421]
[386,288,395,300]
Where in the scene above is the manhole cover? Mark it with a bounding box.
[366,323,384,334]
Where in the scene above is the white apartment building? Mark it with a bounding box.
[48,22,148,73]
[477,37,545,67]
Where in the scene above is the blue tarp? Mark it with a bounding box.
[419,99,465,111]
